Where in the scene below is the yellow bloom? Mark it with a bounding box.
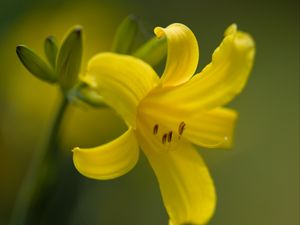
[72,23,255,225]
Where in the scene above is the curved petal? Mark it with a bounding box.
[72,128,139,180]
[148,24,255,110]
[137,129,216,225]
[184,107,238,149]
[154,23,199,87]
[87,52,159,127]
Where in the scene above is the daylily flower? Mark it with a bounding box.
[72,23,255,225]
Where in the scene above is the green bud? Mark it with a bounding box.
[56,26,83,91]
[112,15,139,54]
[44,36,59,68]
[77,86,106,107]
[133,36,167,67]
[16,45,56,83]
[68,82,106,107]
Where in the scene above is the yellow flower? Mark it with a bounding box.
[72,23,255,225]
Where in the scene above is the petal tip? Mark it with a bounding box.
[236,32,255,50]
[154,26,165,37]
[225,23,238,36]
[72,147,80,152]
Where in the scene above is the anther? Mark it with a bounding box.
[153,124,159,135]
[162,133,168,144]
[178,121,186,135]
[167,131,173,143]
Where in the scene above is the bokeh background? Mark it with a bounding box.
[0,0,299,224]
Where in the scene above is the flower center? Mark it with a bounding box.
[147,121,186,151]
[136,87,188,152]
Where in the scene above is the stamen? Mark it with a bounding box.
[153,124,159,135]
[178,121,186,135]
[167,131,173,142]
[162,133,168,144]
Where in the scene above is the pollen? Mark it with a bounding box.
[151,123,181,147]
[167,131,173,142]
[153,124,159,135]
[178,121,186,135]
[162,133,168,144]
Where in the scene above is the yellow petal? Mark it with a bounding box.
[184,107,238,149]
[72,128,139,180]
[137,130,216,225]
[87,52,159,127]
[148,24,255,111]
[154,23,199,87]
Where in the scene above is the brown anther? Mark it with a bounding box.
[162,133,168,144]
[167,131,173,142]
[178,121,186,135]
[153,124,159,135]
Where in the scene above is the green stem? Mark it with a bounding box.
[9,94,69,225]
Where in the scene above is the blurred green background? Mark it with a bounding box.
[0,0,299,224]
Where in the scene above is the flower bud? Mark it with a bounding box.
[112,15,139,54]
[133,36,167,67]
[16,45,56,83]
[56,26,83,90]
[44,36,59,68]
